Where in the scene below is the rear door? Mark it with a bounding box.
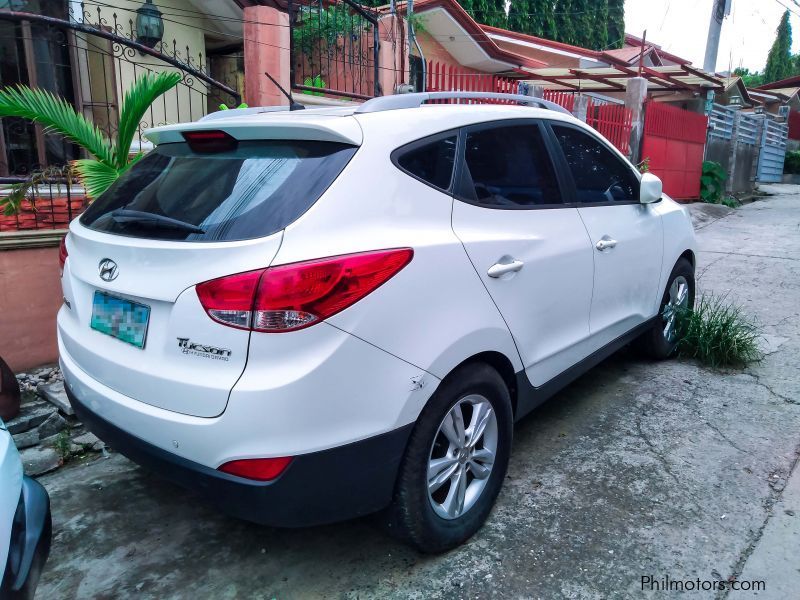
[451,120,595,387]
[547,122,663,348]
[60,138,356,417]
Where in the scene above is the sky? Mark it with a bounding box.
[624,0,800,73]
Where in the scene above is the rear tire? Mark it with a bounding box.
[637,257,695,359]
[386,363,512,553]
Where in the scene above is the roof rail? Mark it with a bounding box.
[354,92,572,115]
[199,106,290,122]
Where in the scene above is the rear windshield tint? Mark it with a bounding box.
[80,140,357,242]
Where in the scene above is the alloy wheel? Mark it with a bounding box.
[427,394,498,520]
[662,275,689,343]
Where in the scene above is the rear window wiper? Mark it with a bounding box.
[110,209,205,234]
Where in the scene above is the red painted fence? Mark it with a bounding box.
[641,101,708,200]
[425,60,518,101]
[588,103,633,156]
[544,91,632,154]
[543,90,576,113]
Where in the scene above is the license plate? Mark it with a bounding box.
[90,291,150,349]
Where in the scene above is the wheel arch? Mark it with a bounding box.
[679,249,695,268]
[440,351,520,418]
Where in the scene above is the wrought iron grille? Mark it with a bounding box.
[0,3,241,178]
[289,0,380,100]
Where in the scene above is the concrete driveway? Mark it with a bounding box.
[36,189,800,599]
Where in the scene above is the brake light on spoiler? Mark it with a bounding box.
[181,129,238,153]
[195,249,414,332]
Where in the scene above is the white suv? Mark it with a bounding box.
[58,92,696,552]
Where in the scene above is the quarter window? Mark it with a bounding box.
[552,125,639,203]
[462,124,561,207]
[395,135,457,191]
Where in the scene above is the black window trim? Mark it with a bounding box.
[452,118,575,211]
[390,128,460,194]
[542,120,642,208]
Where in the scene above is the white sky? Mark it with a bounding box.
[625,0,800,73]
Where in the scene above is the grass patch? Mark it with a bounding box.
[677,294,762,368]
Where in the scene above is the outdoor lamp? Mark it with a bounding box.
[135,0,164,49]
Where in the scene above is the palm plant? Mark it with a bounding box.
[0,71,181,200]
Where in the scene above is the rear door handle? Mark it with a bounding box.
[487,260,524,278]
[595,237,618,251]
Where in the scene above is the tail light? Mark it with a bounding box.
[218,456,293,481]
[181,129,237,153]
[58,235,68,275]
[196,248,413,332]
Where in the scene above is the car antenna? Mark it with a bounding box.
[264,71,305,111]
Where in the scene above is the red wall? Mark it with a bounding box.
[0,247,62,372]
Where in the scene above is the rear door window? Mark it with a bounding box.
[80,140,357,242]
[459,123,563,208]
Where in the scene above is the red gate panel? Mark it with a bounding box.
[640,102,708,200]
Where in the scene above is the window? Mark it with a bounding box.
[80,140,357,242]
[552,125,639,204]
[461,123,561,208]
[0,2,80,176]
[395,135,456,191]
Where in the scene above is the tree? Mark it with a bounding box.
[0,72,181,199]
[530,0,557,39]
[733,67,764,88]
[507,0,529,35]
[764,10,793,84]
[554,0,576,45]
[607,0,625,49]
[569,0,594,49]
[592,0,609,50]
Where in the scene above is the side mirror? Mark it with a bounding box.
[640,172,662,204]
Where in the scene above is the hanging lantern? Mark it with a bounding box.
[135,0,164,49]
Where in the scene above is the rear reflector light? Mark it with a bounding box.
[58,235,68,274]
[195,248,413,332]
[181,129,238,153]
[218,457,293,481]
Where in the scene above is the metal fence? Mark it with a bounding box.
[709,103,735,141]
[0,171,87,233]
[757,118,789,183]
[289,0,380,100]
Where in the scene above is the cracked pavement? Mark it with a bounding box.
[36,189,799,599]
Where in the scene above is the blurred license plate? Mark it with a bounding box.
[90,291,150,349]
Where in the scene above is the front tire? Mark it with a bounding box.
[386,363,513,553]
[638,257,695,359]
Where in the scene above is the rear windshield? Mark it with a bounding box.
[80,140,357,242]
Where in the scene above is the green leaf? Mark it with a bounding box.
[0,85,114,166]
[72,159,120,199]
[115,71,182,169]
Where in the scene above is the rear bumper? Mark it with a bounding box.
[1,477,52,598]
[67,387,412,527]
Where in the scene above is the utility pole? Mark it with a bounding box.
[703,0,732,73]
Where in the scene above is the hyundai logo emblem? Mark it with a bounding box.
[98,258,119,282]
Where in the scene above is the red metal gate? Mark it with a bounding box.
[641,102,708,200]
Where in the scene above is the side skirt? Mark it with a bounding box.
[514,317,659,421]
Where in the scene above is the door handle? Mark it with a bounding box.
[595,237,618,251]
[487,259,524,278]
